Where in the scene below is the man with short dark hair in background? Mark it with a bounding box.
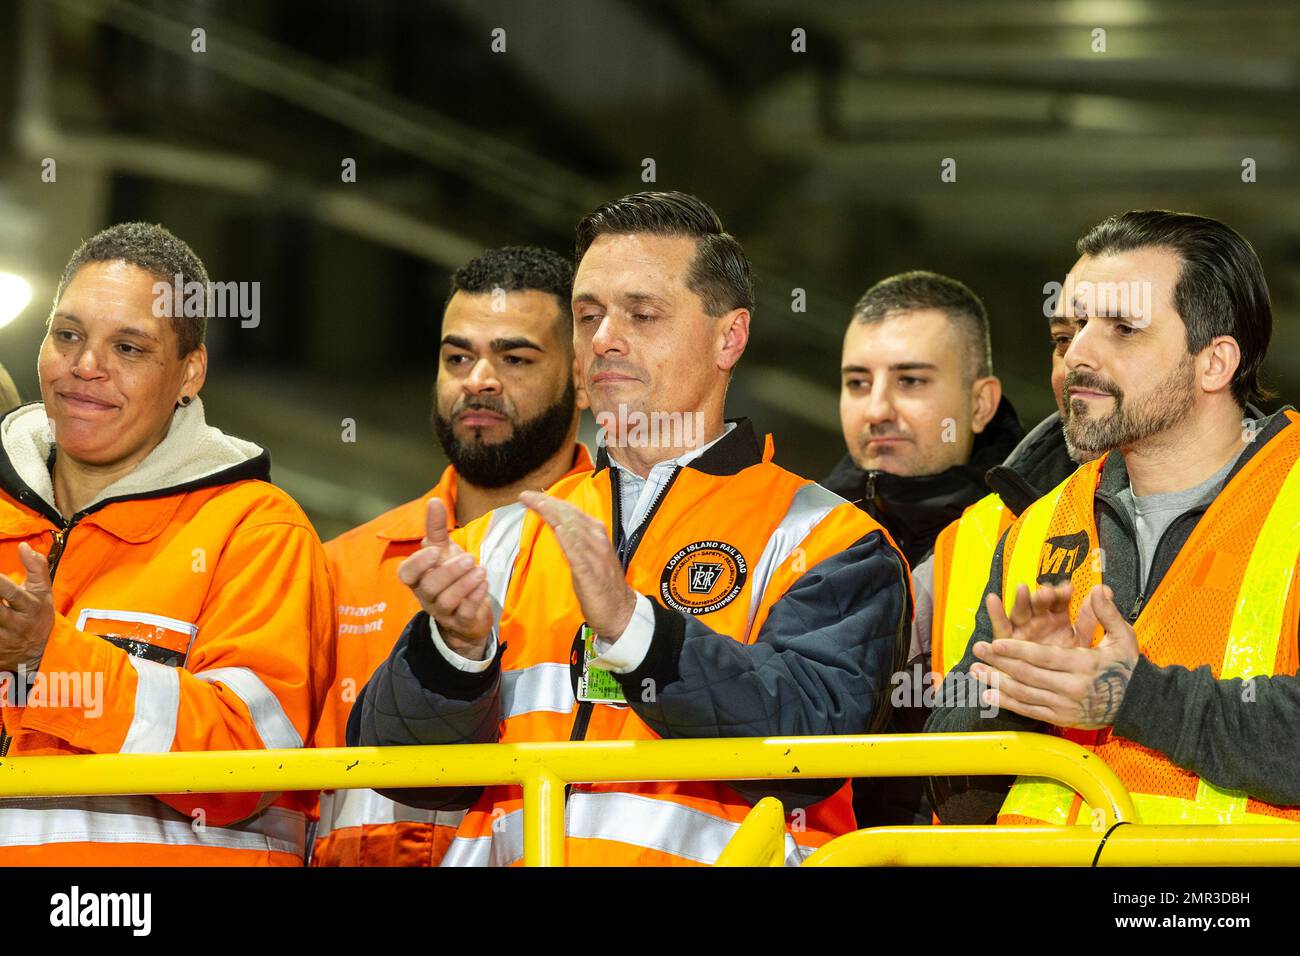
[312,245,592,866]
[825,271,1023,567]
[823,270,1024,825]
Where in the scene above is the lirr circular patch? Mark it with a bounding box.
[660,540,749,615]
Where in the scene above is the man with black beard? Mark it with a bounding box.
[311,246,592,866]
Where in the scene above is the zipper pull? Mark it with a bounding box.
[47,526,69,576]
[1127,593,1145,624]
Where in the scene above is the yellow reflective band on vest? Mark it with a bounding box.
[991,478,1073,824]
[1001,479,1069,614]
[1194,453,1300,819]
[1000,778,1076,826]
[1000,454,1300,826]
[940,494,1009,676]
[985,477,1073,824]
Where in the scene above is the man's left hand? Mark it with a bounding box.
[970,584,1140,729]
[519,491,638,642]
[0,543,56,671]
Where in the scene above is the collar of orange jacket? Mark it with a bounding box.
[0,398,269,527]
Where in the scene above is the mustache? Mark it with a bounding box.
[1064,370,1121,399]
[588,359,644,380]
[868,424,909,439]
[430,392,514,435]
[451,395,509,418]
[864,424,909,440]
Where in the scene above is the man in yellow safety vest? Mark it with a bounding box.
[927,209,1300,827]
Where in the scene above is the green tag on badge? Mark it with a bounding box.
[576,624,627,704]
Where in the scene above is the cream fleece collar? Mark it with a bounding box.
[0,397,265,514]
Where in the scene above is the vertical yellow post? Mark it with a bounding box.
[523,768,567,866]
[716,797,787,866]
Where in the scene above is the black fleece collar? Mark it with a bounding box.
[984,412,1078,516]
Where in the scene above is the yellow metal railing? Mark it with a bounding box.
[714,797,788,867]
[0,732,1132,866]
[790,824,1300,866]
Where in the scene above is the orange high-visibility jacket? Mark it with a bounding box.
[312,445,592,866]
[0,400,335,866]
[995,411,1300,826]
[350,420,911,866]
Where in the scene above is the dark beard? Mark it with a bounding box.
[1063,355,1196,454]
[432,380,576,489]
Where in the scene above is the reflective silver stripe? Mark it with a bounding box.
[479,503,527,618]
[0,795,306,856]
[440,794,813,867]
[440,834,490,867]
[481,507,571,721]
[500,662,574,720]
[569,791,751,865]
[121,657,180,753]
[787,839,816,865]
[440,808,524,867]
[195,667,303,749]
[315,788,466,838]
[745,482,844,636]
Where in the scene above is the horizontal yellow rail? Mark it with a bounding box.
[799,824,1300,867]
[0,732,1132,866]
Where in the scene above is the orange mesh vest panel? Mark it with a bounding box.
[996,413,1300,826]
[438,438,897,866]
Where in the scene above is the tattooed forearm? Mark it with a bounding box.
[1081,659,1135,727]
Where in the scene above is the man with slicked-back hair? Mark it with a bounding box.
[349,192,912,866]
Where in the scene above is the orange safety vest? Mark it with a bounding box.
[930,493,1015,682]
[312,445,593,866]
[996,411,1300,826]
[437,430,894,866]
[0,401,335,866]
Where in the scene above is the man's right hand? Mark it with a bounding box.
[983,581,1080,649]
[397,498,494,660]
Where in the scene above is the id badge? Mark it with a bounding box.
[575,624,627,705]
[76,608,198,668]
